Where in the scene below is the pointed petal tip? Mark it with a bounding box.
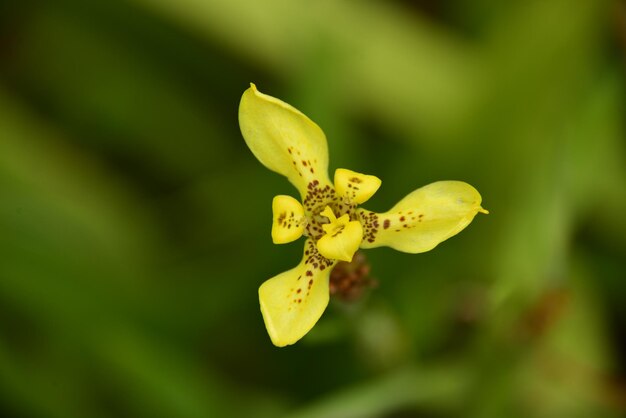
[242,83,259,98]
[478,207,489,215]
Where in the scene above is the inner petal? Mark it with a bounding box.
[334,168,382,205]
[272,195,305,244]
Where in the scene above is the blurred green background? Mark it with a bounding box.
[1,0,625,417]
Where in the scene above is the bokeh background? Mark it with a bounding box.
[1,0,625,417]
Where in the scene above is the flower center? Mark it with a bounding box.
[304,199,356,240]
[315,205,363,262]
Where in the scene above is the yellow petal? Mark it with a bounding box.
[259,239,337,347]
[316,206,363,261]
[357,181,487,253]
[239,84,331,198]
[271,195,305,244]
[334,168,382,205]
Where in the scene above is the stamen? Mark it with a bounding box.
[320,206,337,223]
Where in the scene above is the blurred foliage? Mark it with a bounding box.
[0,0,625,417]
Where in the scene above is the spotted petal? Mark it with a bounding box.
[357,181,487,253]
[239,84,332,198]
[259,239,337,347]
[271,195,305,244]
[334,168,382,205]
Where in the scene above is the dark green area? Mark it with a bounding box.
[0,0,625,417]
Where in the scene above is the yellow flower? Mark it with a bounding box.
[239,84,488,347]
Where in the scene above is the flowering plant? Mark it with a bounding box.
[239,84,487,346]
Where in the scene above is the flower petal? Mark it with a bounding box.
[357,181,487,253]
[239,84,331,197]
[334,168,382,205]
[259,239,337,347]
[317,220,363,262]
[271,195,305,244]
[316,206,363,262]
